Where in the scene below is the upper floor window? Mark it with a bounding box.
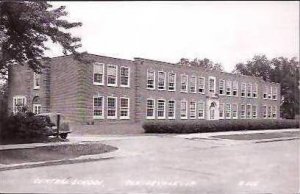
[107,64,117,87]
[198,101,205,119]
[168,72,176,91]
[93,63,104,85]
[157,71,166,90]
[147,70,155,90]
[168,100,176,119]
[180,100,188,119]
[232,81,238,96]
[33,72,40,89]
[208,76,216,94]
[263,86,268,99]
[181,74,188,93]
[157,99,166,119]
[247,83,252,98]
[241,83,246,97]
[120,66,130,87]
[189,76,197,93]
[146,99,155,119]
[13,96,27,114]
[232,104,238,119]
[189,101,196,119]
[219,80,225,95]
[93,96,104,119]
[107,96,117,119]
[226,80,232,96]
[272,87,277,100]
[252,84,258,98]
[198,77,205,94]
[120,97,130,119]
[268,87,272,99]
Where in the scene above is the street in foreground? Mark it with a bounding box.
[0,130,299,194]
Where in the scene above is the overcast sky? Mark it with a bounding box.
[49,1,299,72]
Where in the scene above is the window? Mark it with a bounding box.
[268,87,272,99]
[157,99,166,119]
[226,81,232,96]
[147,70,155,89]
[181,74,188,92]
[107,64,118,87]
[252,105,257,119]
[241,83,246,97]
[232,81,238,96]
[198,77,205,94]
[107,97,117,119]
[180,100,188,119]
[208,76,216,93]
[263,86,268,99]
[262,105,267,118]
[198,101,205,119]
[240,104,246,119]
[268,106,272,118]
[189,76,197,93]
[158,71,166,90]
[272,87,277,100]
[168,72,176,91]
[272,106,277,118]
[219,103,224,119]
[225,104,231,119]
[168,100,176,119]
[93,63,104,85]
[120,98,130,119]
[13,96,26,114]
[33,72,40,89]
[232,104,238,119]
[120,66,130,87]
[33,104,41,114]
[252,84,258,98]
[146,99,155,119]
[247,83,252,98]
[189,101,196,119]
[246,104,252,119]
[219,80,225,95]
[93,96,104,119]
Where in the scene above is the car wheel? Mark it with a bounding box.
[60,133,68,139]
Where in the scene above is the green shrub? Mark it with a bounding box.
[0,112,50,144]
[142,119,300,134]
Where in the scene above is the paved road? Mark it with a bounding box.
[0,133,299,193]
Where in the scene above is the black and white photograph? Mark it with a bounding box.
[0,1,299,193]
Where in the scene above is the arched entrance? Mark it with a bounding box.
[206,100,219,120]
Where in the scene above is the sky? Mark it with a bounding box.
[48,1,299,72]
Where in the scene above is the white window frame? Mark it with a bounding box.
[252,105,257,119]
[272,87,277,100]
[33,104,41,114]
[226,80,232,96]
[93,62,105,86]
[263,86,268,99]
[246,104,252,119]
[189,76,197,93]
[198,77,205,94]
[157,99,166,119]
[268,87,272,99]
[157,71,166,90]
[146,69,156,90]
[120,97,130,119]
[268,106,272,118]
[146,98,155,119]
[241,83,246,97]
[180,74,188,93]
[168,100,176,119]
[180,100,188,119]
[13,95,27,114]
[219,80,225,95]
[252,83,258,98]
[262,105,267,119]
[247,83,252,98]
[33,72,40,89]
[272,106,277,118]
[107,96,118,119]
[240,104,246,119]
[219,103,224,119]
[208,76,216,94]
[107,64,118,87]
[232,104,238,119]
[232,81,238,97]
[198,101,205,119]
[168,72,176,91]
[120,66,130,87]
[93,95,104,119]
[225,103,231,119]
[189,101,197,119]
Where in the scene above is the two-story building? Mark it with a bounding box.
[8,53,280,129]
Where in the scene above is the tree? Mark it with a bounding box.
[178,57,224,71]
[0,1,82,77]
[233,55,300,119]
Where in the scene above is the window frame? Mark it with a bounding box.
[33,104,41,114]
[198,77,205,94]
[219,103,224,119]
[189,101,197,119]
[93,62,105,86]
[146,98,155,119]
[189,76,197,93]
[198,101,205,119]
[167,100,176,119]
[120,66,130,87]
[240,104,246,119]
[180,74,188,93]
[272,87,277,100]
[33,72,41,90]
[120,97,130,119]
[219,80,225,95]
[168,72,176,91]
[13,95,27,114]
[252,83,258,98]
[232,103,238,119]
[93,95,104,119]
[226,80,232,96]
[225,103,231,119]
[252,105,257,119]
[208,76,216,94]
[157,71,167,90]
[247,83,252,98]
[107,96,118,119]
[246,104,252,119]
[107,64,118,87]
[157,99,166,119]
[241,83,246,97]
[180,100,188,119]
[232,81,238,97]
[146,69,156,90]
[262,105,267,119]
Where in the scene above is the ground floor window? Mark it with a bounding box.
[246,104,252,119]
[33,104,41,114]
[168,100,176,119]
[180,100,188,119]
[262,105,267,118]
[252,105,257,119]
[107,97,117,119]
[198,101,205,119]
[120,98,130,119]
[13,96,27,114]
[272,106,277,118]
[267,106,272,118]
[219,103,224,119]
[157,99,166,119]
[189,101,196,119]
[232,104,238,119]
[146,99,155,119]
[93,96,104,119]
[225,104,231,119]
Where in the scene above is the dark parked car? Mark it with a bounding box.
[36,113,71,139]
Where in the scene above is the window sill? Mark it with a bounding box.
[120,85,130,88]
[33,87,40,90]
[107,84,118,87]
[93,82,104,86]
[120,117,130,120]
[93,116,104,119]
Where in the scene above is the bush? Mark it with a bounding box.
[0,112,50,144]
[143,119,300,134]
